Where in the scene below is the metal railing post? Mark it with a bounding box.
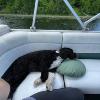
[30,0,39,31]
[63,0,85,29]
[30,0,99,31]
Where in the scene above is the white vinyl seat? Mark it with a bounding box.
[12,72,64,100]
[62,32,100,53]
[62,32,100,94]
[0,30,100,100]
[0,31,62,77]
[64,59,100,94]
[0,31,63,100]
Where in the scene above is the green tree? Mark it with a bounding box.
[0,0,8,10]
[0,0,100,15]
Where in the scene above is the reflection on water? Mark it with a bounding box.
[87,19,100,31]
[0,18,6,24]
[0,15,100,31]
[0,16,32,29]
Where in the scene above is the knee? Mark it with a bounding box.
[0,79,10,99]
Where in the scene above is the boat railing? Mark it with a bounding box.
[63,0,85,30]
[30,0,39,31]
[84,13,100,28]
[31,0,100,31]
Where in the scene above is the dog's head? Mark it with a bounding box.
[59,48,77,59]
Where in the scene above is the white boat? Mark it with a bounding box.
[0,0,100,100]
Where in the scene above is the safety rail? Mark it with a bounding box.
[31,0,100,31]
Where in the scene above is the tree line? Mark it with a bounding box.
[0,0,100,15]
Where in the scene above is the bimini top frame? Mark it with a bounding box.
[30,0,100,31]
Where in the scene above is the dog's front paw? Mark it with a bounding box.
[34,78,42,87]
[46,79,53,91]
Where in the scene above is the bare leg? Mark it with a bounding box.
[0,79,10,100]
[46,72,55,91]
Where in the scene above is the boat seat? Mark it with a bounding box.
[0,24,10,36]
[62,32,100,94]
[12,72,64,100]
[0,31,100,99]
[64,59,100,94]
[0,31,62,77]
[12,59,100,99]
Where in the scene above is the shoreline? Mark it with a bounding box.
[0,14,93,19]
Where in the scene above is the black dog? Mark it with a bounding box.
[2,48,76,98]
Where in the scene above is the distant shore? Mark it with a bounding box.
[0,14,93,19]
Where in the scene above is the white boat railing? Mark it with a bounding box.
[30,0,39,31]
[31,0,100,31]
[84,13,100,28]
[63,0,85,29]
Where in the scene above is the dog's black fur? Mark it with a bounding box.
[2,48,76,98]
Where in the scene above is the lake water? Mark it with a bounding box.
[0,15,100,31]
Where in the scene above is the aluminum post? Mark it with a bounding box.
[30,0,39,31]
[63,0,85,29]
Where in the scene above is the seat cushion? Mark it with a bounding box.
[79,59,100,72]
[0,31,62,77]
[62,32,100,53]
[64,71,100,94]
[13,72,64,100]
[64,59,100,94]
[0,31,62,56]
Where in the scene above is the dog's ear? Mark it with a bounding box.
[68,52,77,59]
